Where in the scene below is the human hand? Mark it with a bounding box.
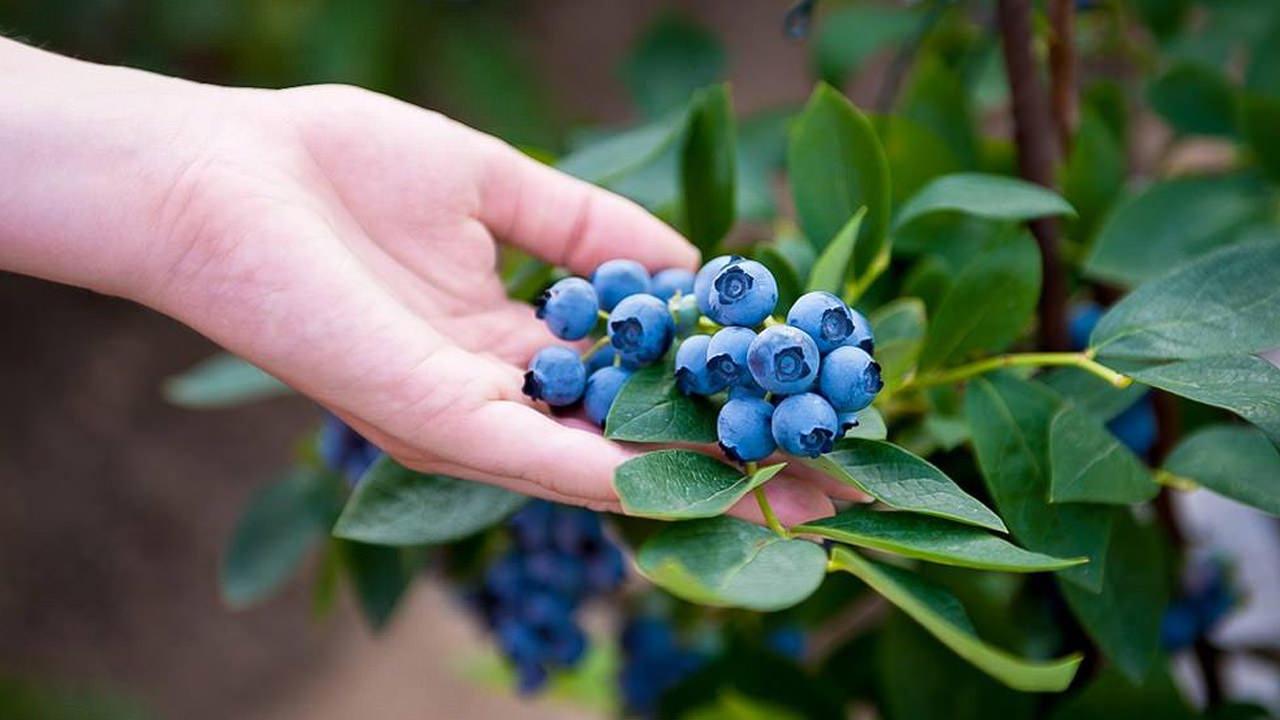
[0,42,855,521]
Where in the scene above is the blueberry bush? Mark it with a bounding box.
[167,2,1280,717]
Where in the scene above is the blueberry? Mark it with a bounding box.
[608,294,675,365]
[1068,302,1104,352]
[765,627,807,660]
[523,346,587,406]
[693,255,741,315]
[747,325,820,395]
[586,344,617,373]
[526,550,586,600]
[786,291,858,354]
[1107,394,1156,457]
[772,393,839,457]
[728,383,767,400]
[670,293,700,337]
[651,268,696,300]
[717,397,777,463]
[674,334,726,395]
[837,410,860,433]
[592,259,651,311]
[706,260,779,327]
[846,307,875,353]
[584,544,626,592]
[509,502,556,550]
[707,326,757,387]
[534,277,599,340]
[584,366,632,426]
[318,412,381,485]
[818,346,883,412]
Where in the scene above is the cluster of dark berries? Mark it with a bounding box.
[469,501,626,694]
[318,412,381,485]
[522,256,884,462]
[618,616,707,716]
[523,259,697,424]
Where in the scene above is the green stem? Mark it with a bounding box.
[697,316,721,333]
[598,309,610,322]
[580,336,611,362]
[752,481,787,538]
[905,352,1131,390]
[762,315,782,328]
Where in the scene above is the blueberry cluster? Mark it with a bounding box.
[318,412,381,485]
[524,259,697,425]
[470,501,626,694]
[1160,555,1237,652]
[681,255,882,462]
[619,616,706,716]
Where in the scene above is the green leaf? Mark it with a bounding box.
[614,450,785,519]
[756,231,814,311]
[735,108,793,221]
[899,56,980,170]
[221,468,341,608]
[1240,93,1280,182]
[869,298,926,391]
[893,173,1074,232]
[621,11,724,119]
[841,406,888,441]
[341,540,412,632]
[795,507,1085,572]
[813,4,918,86]
[557,107,690,208]
[1083,174,1272,288]
[681,84,737,254]
[1040,366,1149,421]
[1091,238,1280,362]
[636,516,827,611]
[1048,405,1158,504]
[830,548,1082,692]
[164,353,291,408]
[811,440,1006,532]
[875,114,965,209]
[605,363,718,443]
[1047,668,1196,720]
[1165,424,1280,514]
[1125,355,1280,445]
[918,230,1041,370]
[788,83,890,280]
[1148,63,1239,137]
[1060,108,1125,243]
[332,456,526,546]
[1059,512,1168,682]
[965,375,1115,591]
[806,207,867,294]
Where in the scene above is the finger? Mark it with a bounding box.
[477,144,700,276]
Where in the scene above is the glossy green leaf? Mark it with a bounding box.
[614,450,785,519]
[1125,355,1280,445]
[893,173,1074,232]
[811,440,1006,532]
[681,84,737,254]
[558,107,689,207]
[807,207,866,294]
[869,297,926,391]
[795,507,1084,572]
[1059,512,1167,682]
[622,12,724,119]
[1040,366,1148,421]
[840,406,888,441]
[830,548,1082,692]
[1083,175,1272,288]
[636,516,827,611]
[1049,405,1158,504]
[332,456,526,545]
[221,468,341,608]
[1164,424,1280,514]
[788,83,890,278]
[605,363,718,444]
[1148,63,1239,137]
[341,540,412,632]
[919,231,1041,370]
[164,353,291,408]
[965,375,1115,591]
[1091,238,1280,361]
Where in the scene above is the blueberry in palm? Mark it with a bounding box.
[584,365,632,426]
[747,324,819,395]
[706,259,778,327]
[706,326,757,387]
[523,346,587,406]
[674,334,726,396]
[592,259,651,310]
[693,254,741,314]
[818,345,882,412]
[650,267,696,300]
[772,393,839,457]
[535,277,599,340]
[717,397,777,463]
[608,294,674,365]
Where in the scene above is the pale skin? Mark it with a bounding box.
[0,38,859,524]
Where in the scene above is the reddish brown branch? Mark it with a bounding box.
[1049,0,1078,156]
[997,0,1069,351]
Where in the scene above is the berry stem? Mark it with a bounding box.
[753,485,788,538]
[580,336,612,362]
[598,309,611,322]
[905,352,1131,390]
[762,315,782,328]
[697,316,721,333]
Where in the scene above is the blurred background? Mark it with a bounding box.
[3,0,1280,718]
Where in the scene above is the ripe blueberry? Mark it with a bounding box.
[747,325,820,395]
[771,393,839,457]
[674,335,726,395]
[706,326,757,387]
[693,255,741,314]
[728,384,767,400]
[837,410,860,434]
[523,346,587,406]
[535,277,599,340]
[592,259,651,310]
[786,291,858,354]
[651,268,696,301]
[818,345,882,412]
[608,294,674,366]
[1107,394,1157,456]
[1068,301,1104,352]
[846,307,875,354]
[584,366,632,426]
[706,260,778,327]
[717,397,777,463]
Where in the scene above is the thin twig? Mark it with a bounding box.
[1048,0,1078,156]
